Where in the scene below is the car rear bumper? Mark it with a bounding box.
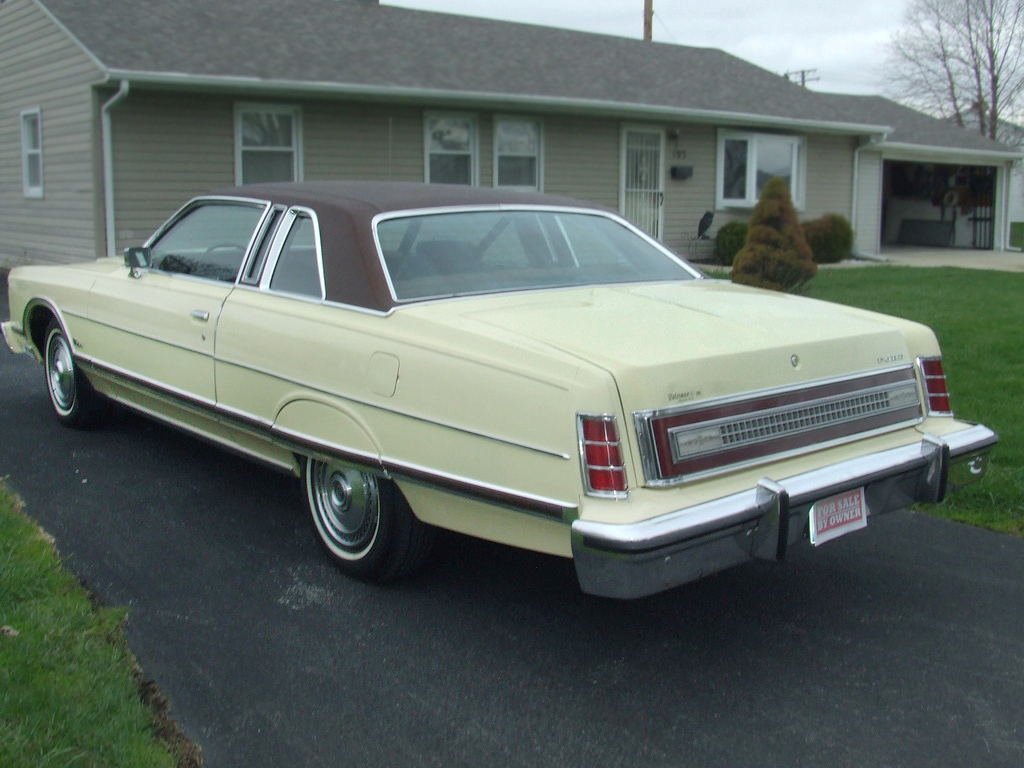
[570,424,998,599]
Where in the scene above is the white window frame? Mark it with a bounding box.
[716,130,806,210]
[234,103,303,186]
[493,116,543,191]
[21,108,43,198]
[424,113,478,185]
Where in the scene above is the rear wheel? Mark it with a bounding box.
[43,319,99,428]
[303,457,434,582]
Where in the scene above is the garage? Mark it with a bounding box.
[882,161,996,249]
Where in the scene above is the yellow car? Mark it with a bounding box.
[2,181,997,598]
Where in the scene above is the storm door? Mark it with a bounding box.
[967,166,996,249]
[621,128,665,240]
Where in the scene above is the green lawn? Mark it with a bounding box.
[0,483,197,768]
[807,265,1022,534]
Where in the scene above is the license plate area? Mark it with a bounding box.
[809,487,867,546]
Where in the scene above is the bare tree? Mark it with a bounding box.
[886,0,1024,143]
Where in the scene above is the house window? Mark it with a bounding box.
[425,114,477,185]
[494,118,542,190]
[236,105,301,185]
[718,131,805,208]
[21,109,43,198]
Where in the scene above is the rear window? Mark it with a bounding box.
[376,209,697,301]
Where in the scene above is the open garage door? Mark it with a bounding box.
[883,162,996,249]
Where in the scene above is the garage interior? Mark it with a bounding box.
[882,161,996,250]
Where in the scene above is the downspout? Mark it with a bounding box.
[999,160,1012,251]
[101,80,130,258]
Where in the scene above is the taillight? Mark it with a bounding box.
[918,356,952,415]
[578,414,628,497]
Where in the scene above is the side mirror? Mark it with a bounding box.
[124,246,151,275]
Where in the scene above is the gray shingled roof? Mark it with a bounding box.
[35,0,876,130]
[31,0,1020,155]
[815,93,1018,156]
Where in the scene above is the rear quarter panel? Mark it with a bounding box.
[214,291,620,553]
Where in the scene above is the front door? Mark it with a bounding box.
[621,128,665,240]
[85,271,232,403]
[84,199,268,404]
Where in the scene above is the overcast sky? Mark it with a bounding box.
[385,0,909,95]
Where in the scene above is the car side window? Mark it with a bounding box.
[268,214,323,299]
[149,202,264,283]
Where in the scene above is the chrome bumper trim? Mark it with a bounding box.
[571,424,997,598]
[1,320,32,356]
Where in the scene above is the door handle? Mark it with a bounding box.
[190,310,210,322]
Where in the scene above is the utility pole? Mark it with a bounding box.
[643,0,653,41]
[784,69,820,88]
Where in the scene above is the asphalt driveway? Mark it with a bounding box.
[2,279,1023,768]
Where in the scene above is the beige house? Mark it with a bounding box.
[1,0,1019,270]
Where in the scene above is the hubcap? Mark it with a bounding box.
[47,332,76,413]
[309,462,379,556]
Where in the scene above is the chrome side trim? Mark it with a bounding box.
[383,457,576,521]
[77,356,575,521]
[100,391,297,474]
[79,357,217,411]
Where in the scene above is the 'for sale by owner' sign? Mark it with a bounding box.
[809,487,868,546]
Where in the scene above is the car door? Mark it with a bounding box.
[85,199,268,404]
[215,207,334,423]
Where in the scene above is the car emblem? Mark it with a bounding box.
[791,354,800,368]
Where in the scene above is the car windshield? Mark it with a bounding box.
[376,209,697,301]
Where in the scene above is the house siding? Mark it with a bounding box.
[110,98,667,256]
[543,115,620,209]
[110,92,236,247]
[661,124,719,257]
[0,0,103,269]
[30,80,863,266]
[804,134,856,220]
[304,102,424,183]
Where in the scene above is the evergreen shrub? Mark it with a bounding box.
[803,213,854,264]
[714,221,748,266]
[731,177,817,292]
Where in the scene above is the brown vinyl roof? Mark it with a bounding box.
[215,180,601,311]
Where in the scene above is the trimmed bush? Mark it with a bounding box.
[731,177,817,292]
[804,213,854,264]
[714,221,748,266]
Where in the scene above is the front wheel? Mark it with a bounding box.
[303,457,434,582]
[43,319,99,428]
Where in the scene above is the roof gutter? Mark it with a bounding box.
[101,80,130,258]
[876,140,1023,163]
[104,69,894,137]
